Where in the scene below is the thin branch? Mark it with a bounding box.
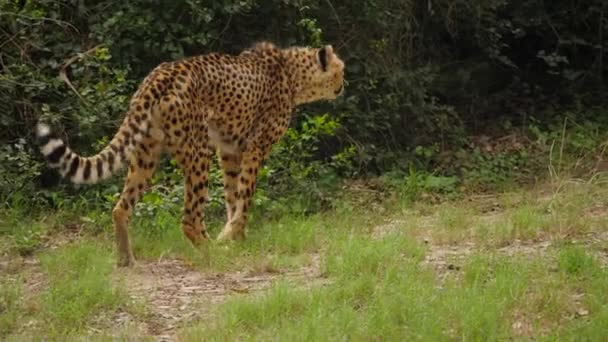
[336,26,360,51]
[0,27,26,50]
[0,11,80,34]
[218,14,234,38]
[599,7,604,85]
[0,26,36,67]
[323,0,342,28]
[59,45,103,106]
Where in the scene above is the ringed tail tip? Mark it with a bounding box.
[36,123,51,138]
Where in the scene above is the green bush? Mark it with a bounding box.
[0,0,606,207]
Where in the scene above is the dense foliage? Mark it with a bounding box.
[1,0,606,206]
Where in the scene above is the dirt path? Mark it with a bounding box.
[373,219,608,278]
[115,255,325,340]
[422,230,608,275]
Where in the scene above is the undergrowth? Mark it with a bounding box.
[0,113,607,340]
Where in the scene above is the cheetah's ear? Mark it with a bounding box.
[318,46,330,72]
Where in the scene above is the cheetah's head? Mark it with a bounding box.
[287,45,345,105]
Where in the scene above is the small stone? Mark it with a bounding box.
[447,264,460,271]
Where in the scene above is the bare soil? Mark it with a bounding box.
[114,254,325,341]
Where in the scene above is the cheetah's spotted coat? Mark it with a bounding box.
[37,42,345,266]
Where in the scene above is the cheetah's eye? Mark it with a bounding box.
[318,47,328,72]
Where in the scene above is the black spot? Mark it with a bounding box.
[226,171,238,178]
[46,143,66,164]
[37,133,51,146]
[83,159,92,180]
[194,182,207,192]
[118,145,126,158]
[139,143,150,155]
[67,156,80,179]
[129,122,140,133]
[107,152,116,172]
[96,158,104,178]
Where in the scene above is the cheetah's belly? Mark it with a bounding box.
[208,126,240,154]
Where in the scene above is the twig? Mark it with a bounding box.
[323,0,342,28]
[218,14,233,38]
[0,11,79,34]
[0,26,35,67]
[558,116,568,176]
[0,27,25,50]
[599,7,604,85]
[59,45,103,106]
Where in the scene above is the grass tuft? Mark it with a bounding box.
[2,173,608,339]
[38,242,128,335]
[0,278,22,337]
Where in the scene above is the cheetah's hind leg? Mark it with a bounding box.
[112,137,162,267]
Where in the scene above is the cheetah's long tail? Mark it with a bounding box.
[36,114,151,185]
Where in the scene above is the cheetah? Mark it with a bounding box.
[36,42,345,266]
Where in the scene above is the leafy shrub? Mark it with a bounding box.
[380,165,459,203]
[257,113,349,214]
[0,0,606,208]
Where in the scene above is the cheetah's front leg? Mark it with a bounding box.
[217,145,264,241]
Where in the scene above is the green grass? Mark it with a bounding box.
[558,245,601,276]
[1,174,608,340]
[181,247,608,341]
[0,278,22,336]
[0,240,137,339]
[38,243,126,333]
[436,204,476,243]
[128,208,350,272]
